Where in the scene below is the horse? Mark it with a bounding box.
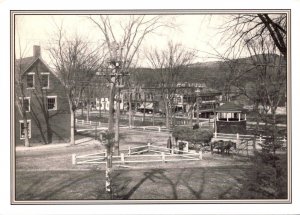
[211,140,224,154]
[223,141,236,154]
[211,140,236,154]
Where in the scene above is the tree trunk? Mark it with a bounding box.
[23,114,30,147]
[165,101,170,129]
[142,96,146,122]
[86,103,90,121]
[152,107,155,126]
[196,98,200,125]
[105,148,113,197]
[189,104,194,126]
[108,83,115,132]
[107,81,115,197]
[70,108,75,145]
[170,101,175,127]
[128,93,132,128]
[213,104,217,133]
[253,103,259,152]
[272,108,277,157]
[99,100,102,119]
[46,118,53,144]
[86,87,90,121]
[115,88,120,155]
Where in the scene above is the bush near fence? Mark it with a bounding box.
[172,126,214,150]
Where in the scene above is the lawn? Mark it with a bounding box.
[14,128,288,201]
[16,164,253,200]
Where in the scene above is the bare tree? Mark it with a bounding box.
[88,15,173,194]
[245,39,286,155]
[147,41,195,128]
[207,47,257,102]
[15,46,30,147]
[220,14,287,59]
[88,14,171,131]
[47,24,104,145]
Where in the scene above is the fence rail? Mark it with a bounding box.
[72,143,202,166]
[76,119,171,133]
[213,132,287,146]
[76,119,101,127]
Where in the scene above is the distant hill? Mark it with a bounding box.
[129,54,286,91]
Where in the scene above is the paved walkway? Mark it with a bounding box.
[15,137,97,152]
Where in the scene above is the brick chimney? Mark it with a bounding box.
[33,45,41,58]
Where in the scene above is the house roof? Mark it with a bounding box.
[15,56,39,78]
[197,88,221,96]
[15,56,58,82]
[139,103,153,109]
[215,102,246,113]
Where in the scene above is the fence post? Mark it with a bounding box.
[99,122,101,127]
[259,135,262,144]
[158,126,161,132]
[104,149,107,157]
[185,142,189,152]
[82,120,84,125]
[199,151,203,160]
[72,154,76,165]
[147,142,151,152]
[128,146,131,156]
[161,152,165,163]
[214,132,217,138]
[90,121,92,125]
[121,153,125,164]
[143,127,145,131]
[75,118,78,124]
[95,124,97,140]
[237,133,239,141]
[171,148,174,155]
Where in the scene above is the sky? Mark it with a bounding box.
[14,14,242,67]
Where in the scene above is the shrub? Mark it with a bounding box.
[172,126,213,146]
[192,124,199,130]
[241,152,287,199]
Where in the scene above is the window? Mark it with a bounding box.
[41,73,49,89]
[27,73,34,88]
[20,120,31,139]
[23,97,30,112]
[19,97,30,112]
[47,96,57,111]
[147,93,153,100]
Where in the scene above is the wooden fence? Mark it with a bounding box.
[76,119,171,133]
[72,143,202,165]
[76,119,102,127]
[212,132,287,147]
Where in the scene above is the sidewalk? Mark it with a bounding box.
[15,137,97,152]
